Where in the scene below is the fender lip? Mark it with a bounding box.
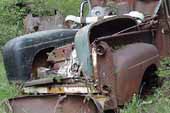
[113,43,160,105]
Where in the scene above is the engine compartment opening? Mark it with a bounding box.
[89,16,137,43]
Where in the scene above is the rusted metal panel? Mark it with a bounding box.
[47,43,74,71]
[90,0,134,8]
[92,41,117,109]
[90,0,161,16]
[6,95,99,113]
[75,14,160,106]
[112,43,159,105]
[155,3,170,58]
[91,36,159,106]
[24,13,64,33]
[75,16,137,77]
[135,0,160,16]
[47,44,73,62]
[90,0,107,7]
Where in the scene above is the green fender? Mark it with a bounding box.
[75,24,93,77]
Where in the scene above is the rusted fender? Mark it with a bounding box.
[112,43,159,105]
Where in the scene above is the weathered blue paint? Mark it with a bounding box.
[3,29,77,81]
[75,24,94,77]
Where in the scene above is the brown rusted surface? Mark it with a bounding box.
[90,0,135,8]
[7,95,99,113]
[92,41,117,109]
[47,44,74,71]
[75,12,160,106]
[155,3,170,58]
[135,0,159,15]
[91,0,160,15]
[24,13,64,33]
[112,43,159,105]
[47,44,74,63]
[92,40,159,106]
[91,40,159,105]
[31,44,73,79]
[90,0,107,7]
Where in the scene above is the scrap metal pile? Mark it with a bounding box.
[3,0,166,113]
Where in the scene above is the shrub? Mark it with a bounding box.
[0,0,81,46]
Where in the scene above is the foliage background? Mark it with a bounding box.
[0,0,80,46]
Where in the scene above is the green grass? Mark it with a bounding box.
[0,54,19,100]
[121,57,170,113]
[0,0,81,46]
[0,53,20,113]
[121,80,170,113]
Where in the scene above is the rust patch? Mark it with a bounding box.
[92,41,117,109]
[47,43,74,71]
[24,13,64,33]
[6,95,99,113]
